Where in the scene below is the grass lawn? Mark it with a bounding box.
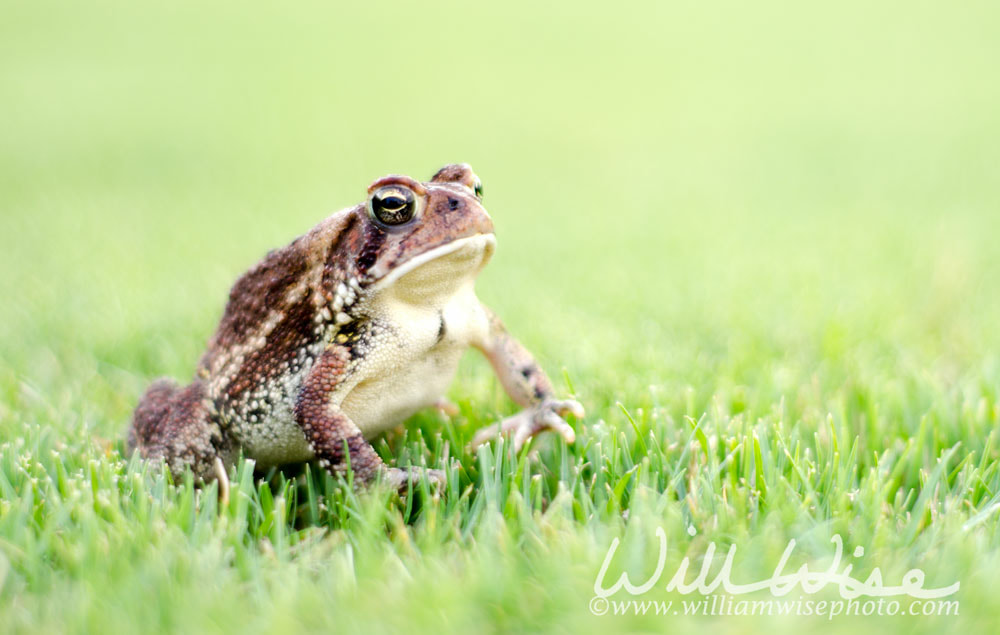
[2,1,999,632]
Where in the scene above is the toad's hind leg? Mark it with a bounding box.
[128,378,227,482]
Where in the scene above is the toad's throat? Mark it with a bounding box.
[370,234,496,299]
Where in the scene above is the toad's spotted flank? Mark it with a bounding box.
[128,164,584,490]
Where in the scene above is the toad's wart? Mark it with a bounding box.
[129,164,584,489]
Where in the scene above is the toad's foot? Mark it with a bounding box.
[433,397,460,417]
[470,399,584,452]
[384,466,447,493]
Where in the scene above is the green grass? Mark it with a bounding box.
[2,0,1000,632]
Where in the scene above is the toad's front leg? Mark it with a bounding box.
[470,307,584,450]
[296,344,444,490]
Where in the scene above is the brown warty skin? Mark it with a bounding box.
[128,164,584,491]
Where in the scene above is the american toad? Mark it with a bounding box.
[129,164,583,490]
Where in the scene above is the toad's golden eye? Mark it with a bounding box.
[369,186,416,226]
[473,178,484,201]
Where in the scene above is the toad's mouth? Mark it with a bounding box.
[370,234,497,293]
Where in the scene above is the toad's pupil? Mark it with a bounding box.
[380,195,405,210]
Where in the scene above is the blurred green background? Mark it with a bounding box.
[2,0,998,374]
[1,0,999,633]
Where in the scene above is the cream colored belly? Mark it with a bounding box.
[342,343,465,437]
[343,279,487,437]
[242,338,467,467]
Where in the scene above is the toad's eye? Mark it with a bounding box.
[369,186,416,226]
[473,178,484,201]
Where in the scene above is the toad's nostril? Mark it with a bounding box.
[448,198,460,210]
